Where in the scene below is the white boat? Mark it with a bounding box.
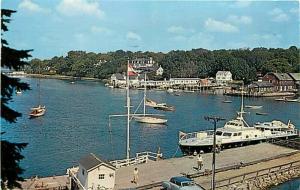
[153,103,175,112]
[29,106,46,118]
[179,85,298,155]
[16,89,22,94]
[245,105,263,109]
[29,71,46,118]
[134,73,168,124]
[167,88,174,93]
[134,116,167,124]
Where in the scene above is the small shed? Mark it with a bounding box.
[77,153,116,190]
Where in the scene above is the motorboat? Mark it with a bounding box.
[153,103,175,112]
[222,100,232,103]
[179,86,298,155]
[134,116,167,124]
[16,89,22,94]
[245,105,263,109]
[167,88,174,93]
[256,112,268,116]
[145,98,158,107]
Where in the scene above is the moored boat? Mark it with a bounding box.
[153,103,175,112]
[29,105,46,118]
[245,105,263,109]
[179,86,298,155]
[134,116,167,124]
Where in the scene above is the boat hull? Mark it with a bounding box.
[29,108,46,118]
[134,116,167,124]
[179,135,299,155]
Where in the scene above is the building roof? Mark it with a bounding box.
[113,73,125,80]
[216,71,232,76]
[289,73,300,81]
[248,81,274,88]
[270,73,293,81]
[79,153,115,172]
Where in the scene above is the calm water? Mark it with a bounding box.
[2,77,300,178]
[271,178,300,190]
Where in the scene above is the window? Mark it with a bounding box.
[216,131,223,136]
[223,132,232,137]
[82,169,85,176]
[99,174,105,179]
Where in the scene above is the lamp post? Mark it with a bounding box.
[204,116,225,190]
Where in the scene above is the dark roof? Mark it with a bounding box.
[79,153,115,171]
[113,73,125,80]
[270,73,293,81]
[289,73,300,81]
[248,81,274,88]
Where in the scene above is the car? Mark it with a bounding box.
[162,176,204,190]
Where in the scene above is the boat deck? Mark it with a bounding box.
[114,143,299,189]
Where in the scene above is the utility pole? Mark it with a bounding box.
[204,116,225,190]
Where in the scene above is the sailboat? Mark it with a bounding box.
[134,72,167,124]
[29,75,46,118]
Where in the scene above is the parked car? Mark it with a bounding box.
[162,176,204,190]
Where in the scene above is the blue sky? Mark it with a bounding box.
[2,0,299,59]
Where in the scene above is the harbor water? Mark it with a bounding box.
[2,77,300,178]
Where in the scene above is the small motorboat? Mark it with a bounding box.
[245,105,263,109]
[256,112,268,116]
[153,103,175,112]
[285,98,299,102]
[222,100,232,103]
[145,98,158,107]
[275,97,286,101]
[167,88,174,93]
[16,89,22,94]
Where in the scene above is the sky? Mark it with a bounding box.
[2,0,299,59]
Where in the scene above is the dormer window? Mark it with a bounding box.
[82,169,85,175]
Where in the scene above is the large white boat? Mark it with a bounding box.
[29,105,46,118]
[179,87,299,155]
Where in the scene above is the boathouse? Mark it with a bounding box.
[262,73,295,92]
[216,71,232,85]
[288,73,300,91]
[110,73,126,87]
[248,81,275,95]
[74,153,116,190]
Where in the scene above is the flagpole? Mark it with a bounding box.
[126,59,130,160]
[144,73,146,116]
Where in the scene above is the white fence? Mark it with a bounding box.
[109,151,162,168]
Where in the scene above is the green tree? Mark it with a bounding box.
[1,9,31,189]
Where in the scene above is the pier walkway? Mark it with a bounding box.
[114,143,299,189]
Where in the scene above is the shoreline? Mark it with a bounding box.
[23,73,105,82]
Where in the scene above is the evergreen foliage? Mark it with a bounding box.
[1,9,31,189]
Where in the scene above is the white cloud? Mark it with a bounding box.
[57,0,104,19]
[227,15,252,25]
[290,8,299,14]
[269,8,289,22]
[232,0,252,8]
[167,26,195,34]
[91,26,112,35]
[18,0,47,12]
[126,32,141,41]
[204,18,239,33]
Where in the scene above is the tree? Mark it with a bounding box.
[1,9,32,189]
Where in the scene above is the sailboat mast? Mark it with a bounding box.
[143,73,146,116]
[126,59,130,160]
[38,64,41,106]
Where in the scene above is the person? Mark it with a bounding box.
[132,167,138,184]
[197,154,203,170]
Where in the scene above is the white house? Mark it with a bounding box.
[110,73,126,87]
[216,71,232,85]
[76,153,116,190]
[156,65,164,76]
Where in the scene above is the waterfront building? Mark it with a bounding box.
[156,65,164,76]
[74,153,116,190]
[262,73,295,92]
[110,73,126,87]
[215,71,232,85]
[248,81,275,94]
[288,73,300,91]
[169,78,200,86]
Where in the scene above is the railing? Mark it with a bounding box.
[215,160,300,189]
[109,151,163,168]
[180,130,213,141]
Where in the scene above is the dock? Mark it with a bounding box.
[18,142,300,190]
[114,143,299,189]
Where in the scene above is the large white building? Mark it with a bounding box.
[76,153,116,190]
[216,71,232,85]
